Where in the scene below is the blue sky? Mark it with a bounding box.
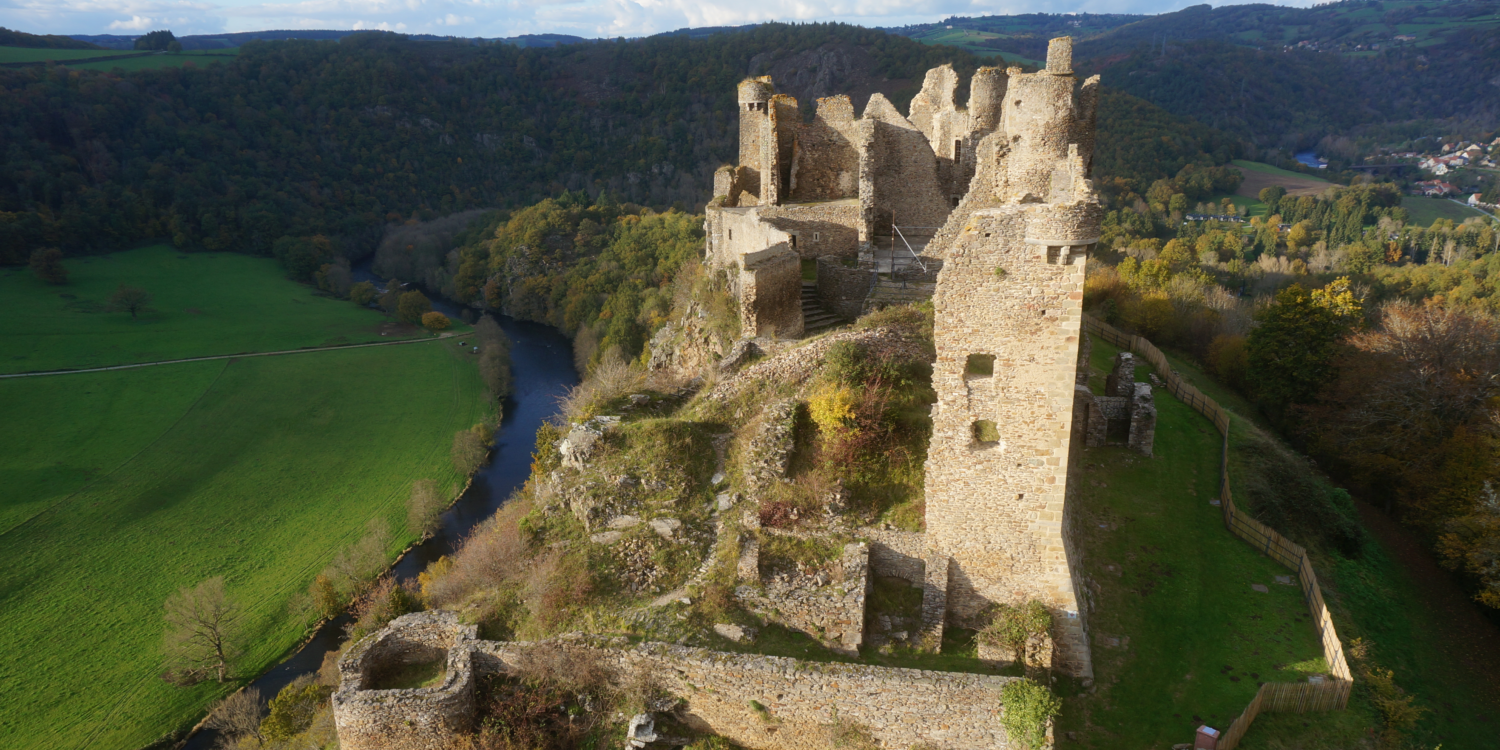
[1,0,1315,39]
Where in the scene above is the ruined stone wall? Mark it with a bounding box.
[921,39,1101,679]
[864,528,927,585]
[738,247,803,339]
[333,612,478,750]
[815,256,875,320]
[760,201,862,257]
[861,94,953,233]
[788,95,860,203]
[744,539,869,655]
[472,638,1020,750]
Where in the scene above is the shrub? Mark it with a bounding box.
[422,311,451,332]
[452,424,492,475]
[999,679,1061,750]
[260,674,330,744]
[977,600,1052,666]
[29,248,67,285]
[407,478,445,537]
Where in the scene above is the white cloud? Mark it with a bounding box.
[107,13,155,28]
[0,0,1325,39]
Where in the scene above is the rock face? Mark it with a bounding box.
[558,417,619,470]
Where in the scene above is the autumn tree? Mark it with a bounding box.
[397,290,432,323]
[261,675,330,744]
[421,311,451,332]
[379,279,404,313]
[162,576,241,684]
[1247,277,1361,408]
[203,689,265,748]
[1437,482,1500,608]
[349,281,378,306]
[106,284,154,319]
[474,316,513,398]
[29,248,67,284]
[407,478,444,537]
[451,423,492,474]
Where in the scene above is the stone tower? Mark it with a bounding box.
[922,37,1101,679]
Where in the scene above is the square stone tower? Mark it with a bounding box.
[922,37,1102,679]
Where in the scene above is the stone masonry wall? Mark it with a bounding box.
[472,638,1021,750]
[739,247,803,339]
[333,612,478,750]
[761,201,862,257]
[922,39,1101,679]
[815,256,876,320]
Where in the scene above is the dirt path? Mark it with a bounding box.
[0,333,455,379]
[1354,501,1500,704]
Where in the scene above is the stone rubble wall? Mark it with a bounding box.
[1128,383,1157,457]
[1105,352,1136,397]
[471,637,1020,750]
[739,398,798,493]
[738,247,803,339]
[743,541,870,655]
[815,256,876,321]
[332,612,479,750]
[863,528,927,586]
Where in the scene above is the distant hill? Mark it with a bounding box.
[900,1,1500,154]
[68,29,597,51]
[0,26,102,49]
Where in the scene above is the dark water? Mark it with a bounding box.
[182,280,576,748]
[1294,150,1325,169]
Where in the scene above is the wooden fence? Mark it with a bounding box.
[1082,316,1353,749]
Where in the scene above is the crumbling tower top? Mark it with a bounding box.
[1046,36,1073,75]
[738,76,775,108]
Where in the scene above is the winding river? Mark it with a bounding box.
[183,306,577,749]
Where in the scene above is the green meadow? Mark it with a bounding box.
[1058,337,1327,748]
[0,46,142,63]
[0,245,417,374]
[0,250,487,748]
[67,50,239,72]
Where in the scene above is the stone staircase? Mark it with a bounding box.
[801,282,845,334]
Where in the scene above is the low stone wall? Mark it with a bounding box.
[473,637,1019,750]
[332,612,478,750]
[744,541,869,655]
[815,256,876,320]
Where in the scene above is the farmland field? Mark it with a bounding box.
[67,51,239,71]
[0,45,138,63]
[1231,159,1334,200]
[0,245,422,374]
[0,250,488,749]
[1402,196,1487,227]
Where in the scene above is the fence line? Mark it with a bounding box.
[1081,316,1352,750]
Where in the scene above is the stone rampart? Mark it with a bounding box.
[472,637,1020,750]
[332,611,478,750]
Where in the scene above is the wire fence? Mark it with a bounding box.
[1082,315,1353,749]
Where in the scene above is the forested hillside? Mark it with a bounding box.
[901,2,1500,153]
[0,23,1236,265]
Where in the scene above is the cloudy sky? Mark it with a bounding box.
[1,0,1313,39]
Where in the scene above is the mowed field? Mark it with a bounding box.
[1402,195,1487,227]
[1232,159,1334,199]
[0,251,487,749]
[0,245,416,374]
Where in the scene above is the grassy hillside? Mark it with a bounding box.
[0,46,137,63]
[67,50,239,72]
[1059,337,1327,748]
[0,250,487,749]
[0,245,420,374]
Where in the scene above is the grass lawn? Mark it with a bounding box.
[1057,336,1327,749]
[0,247,488,749]
[0,342,486,749]
[1122,332,1498,748]
[1401,196,1486,228]
[0,244,427,374]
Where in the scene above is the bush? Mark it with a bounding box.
[407,478,444,537]
[260,674,330,744]
[421,311,451,332]
[998,679,1061,750]
[452,423,492,474]
[29,248,67,285]
[977,600,1052,666]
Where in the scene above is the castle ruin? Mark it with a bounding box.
[707,37,1101,679]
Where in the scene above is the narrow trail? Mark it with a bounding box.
[0,333,454,379]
